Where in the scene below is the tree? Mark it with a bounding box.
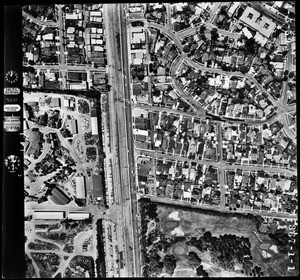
[188,251,202,268]
[244,37,257,54]
[240,65,249,74]
[288,71,295,79]
[210,28,219,41]
[196,265,209,277]
[223,36,229,44]
[148,259,164,276]
[183,45,190,53]
[163,254,177,275]
[220,5,228,16]
[199,24,206,34]
[203,231,212,241]
[236,7,244,18]
[28,60,36,66]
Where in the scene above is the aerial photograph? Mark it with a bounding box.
[22,2,297,278]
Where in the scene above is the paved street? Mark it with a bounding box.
[104,3,141,277]
[177,22,241,41]
[22,10,58,27]
[148,195,297,221]
[136,148,297,177]
[132,103,206,118]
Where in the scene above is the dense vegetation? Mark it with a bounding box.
[186,232,261,275]
[139,198,266,277]
[95,219,106,278]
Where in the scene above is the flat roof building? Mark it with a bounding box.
[33,211,65,220]
[133,128,149,136]
[49,187,71,205]
[240,6,276,38]
[68,212,90,220]
[92,175,104,199]
[90,11,102,17]
[66,13,78,20]
[91,117,98,135]
[50,97,61,108]
[66,119,78,134]
[75,176,86,199]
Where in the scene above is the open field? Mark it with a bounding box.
[139,198,296,277]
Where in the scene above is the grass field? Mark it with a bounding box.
[156,205,293,277]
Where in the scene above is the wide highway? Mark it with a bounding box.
[104,3,141,277]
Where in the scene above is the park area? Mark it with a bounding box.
[139,198,296,278]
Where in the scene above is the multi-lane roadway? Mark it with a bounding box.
[103,3,141,277]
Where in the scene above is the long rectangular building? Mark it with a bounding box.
[91,117,98,135]
[75,176,86,199]
[68,212,91,220]
[92,175,104,199]
[33,211,65,220]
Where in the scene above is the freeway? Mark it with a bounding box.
[104,3,141,277]
[104,4,132,277]
[118,3,142,277]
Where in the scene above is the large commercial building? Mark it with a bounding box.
[49,187,72,205]
[240,6,276,38]
[91,117,98,135]
[68,212,91,220]
[75,176,86,199]
[33,211,65,220]
[90,108,99,135]
[92,174,104,200]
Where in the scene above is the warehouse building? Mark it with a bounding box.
[33,211,65,220]
[68,212,91,220]
[49,187,71,205]
[92,175,104,200]
[75,176,86,199]
[91,117,98,135]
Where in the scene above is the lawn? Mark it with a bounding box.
[154,203,294,277]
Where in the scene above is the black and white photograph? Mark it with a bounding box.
[2,1,298,278]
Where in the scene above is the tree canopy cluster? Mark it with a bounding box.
[139,199,266,277]
[186,231,260,275]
